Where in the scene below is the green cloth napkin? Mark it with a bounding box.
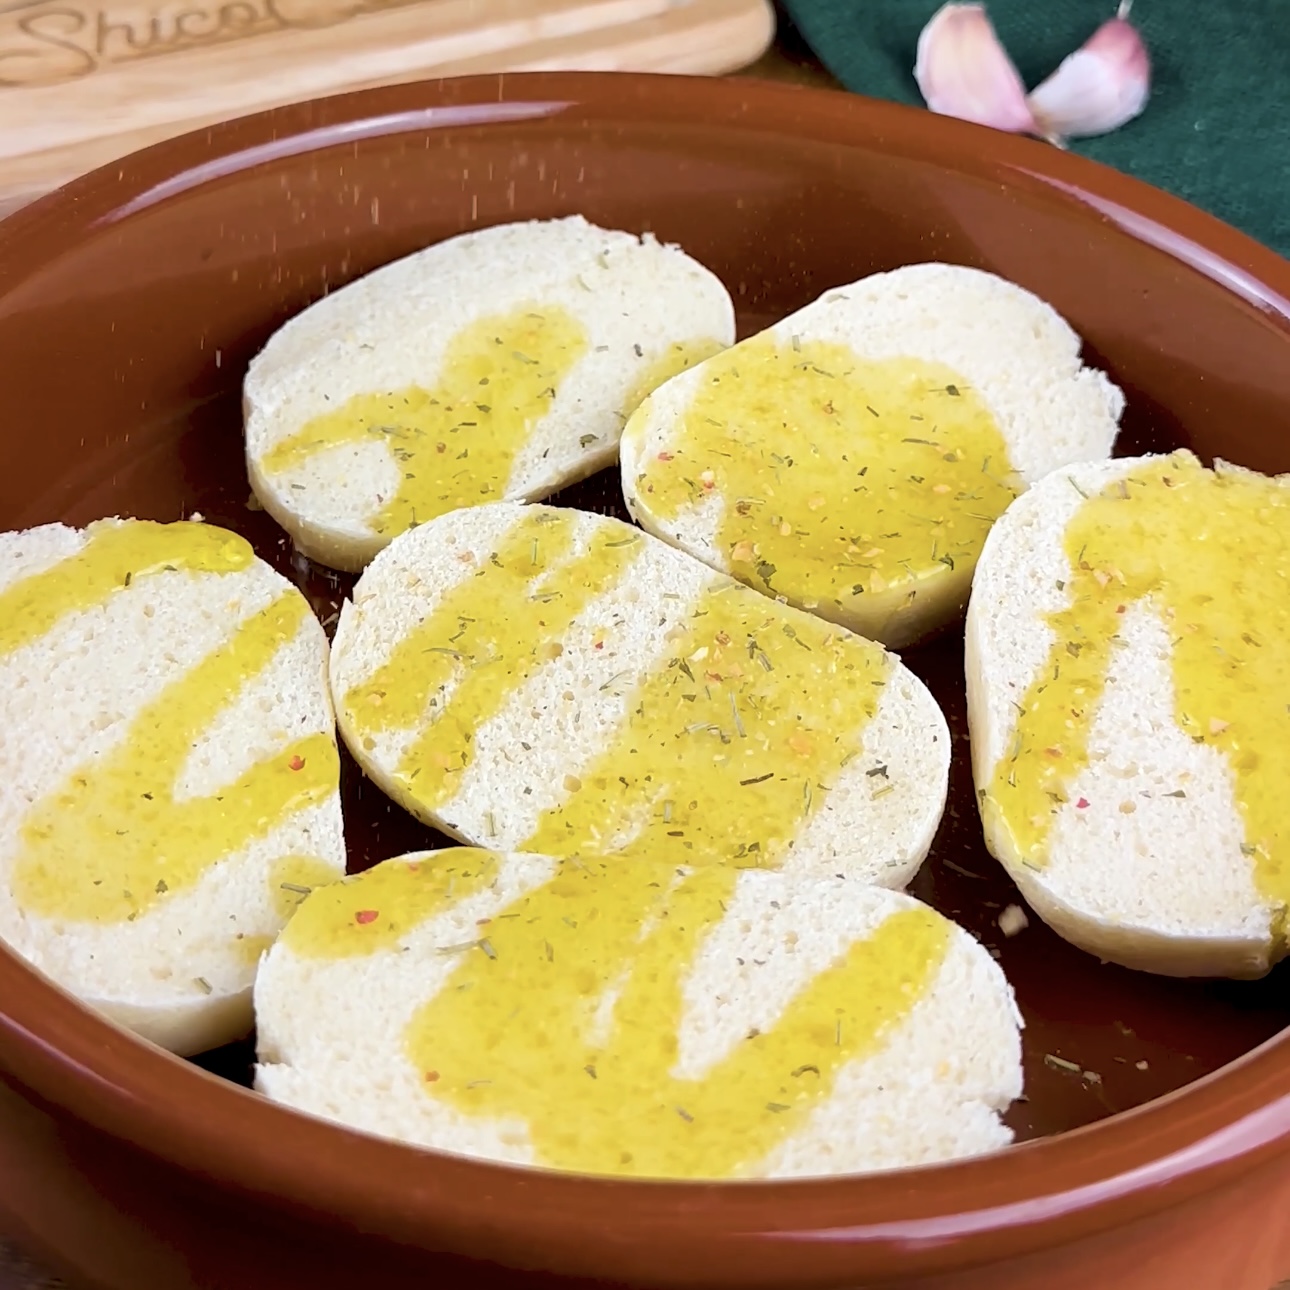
[779,0,1290,259]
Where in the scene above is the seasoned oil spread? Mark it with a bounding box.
[620,338,727,419]
[629,335,1020,618]
[285,850,949,1179]
[3,521,339,924]
[259,305,725,541]
[985,453,1290,908]
[259,306,589,537]
[340,509,893,868]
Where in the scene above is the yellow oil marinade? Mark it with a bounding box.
[259,306,589,537]
[341,510,645,812]
[985,453,1290,909]
[621,338,727,420]
[270,854,349,919]
[0,520,252,655]
[285,851,949,1179]
[339,509,893,868]
[522,579,891,866]
[629,335,1021,617]
[279,848,499,958]
[4,521,339,924]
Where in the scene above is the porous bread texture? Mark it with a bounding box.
[966,452,1281,978]
[329,502,951,889]
[0,520,345,1056]
[244,215,735,572]
[621,261,1124,648]
[254,850,1023,1178]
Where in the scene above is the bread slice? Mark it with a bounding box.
[967,450,1289,978]
[254,847,1023,1179]
[621,262,1124,649]
[0,518,346,1056]
[244,215,735,572]
[329,501,950,888]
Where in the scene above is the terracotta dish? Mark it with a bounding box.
[0,72,1286,1290]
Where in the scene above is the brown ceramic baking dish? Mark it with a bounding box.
[0,71,1286,1290]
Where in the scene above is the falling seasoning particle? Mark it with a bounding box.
[1044,1053,1082,1073]
[997,904,1029,937]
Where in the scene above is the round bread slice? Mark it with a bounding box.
[329,501,950,888]
[967,450,1290,979]
[244,215,735,572]
[255,847,1023,1179]
[0,518,346,1056]
[621,262,1124,649]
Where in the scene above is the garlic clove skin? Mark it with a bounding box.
[1027,5,1151,142]
[914,3,1038,135]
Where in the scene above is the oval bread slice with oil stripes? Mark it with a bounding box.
[620,262,1124,649]
[244,216,736,572]
[0,518,345,1056]
[329,501,950,887]
[254,848,1023,1179]
[968,451,1289,978]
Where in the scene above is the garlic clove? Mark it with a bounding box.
[914,3,1038,134]
[1027,1,1151,142]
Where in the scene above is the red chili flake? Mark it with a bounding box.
[288,755,305,771]
[1076,797,1090,809]
[355,909,379,925]
[657,451,674,462]
[594,640,605,650]
[1115,605,1126,615]
[425,1070,440,1083]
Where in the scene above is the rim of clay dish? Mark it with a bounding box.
[0,73,1287,1290]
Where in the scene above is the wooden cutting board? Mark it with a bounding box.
[0,0,775,218]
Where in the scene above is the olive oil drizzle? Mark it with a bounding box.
[286,851,950,1179]
[629,335,1020,614]
[340,510,893,867]
[0,520,253,657]
[342,510,645,809]
[4,521,339,924]
[258,306,589,538]
[986,453,1290,909]
[523,580,891,866]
